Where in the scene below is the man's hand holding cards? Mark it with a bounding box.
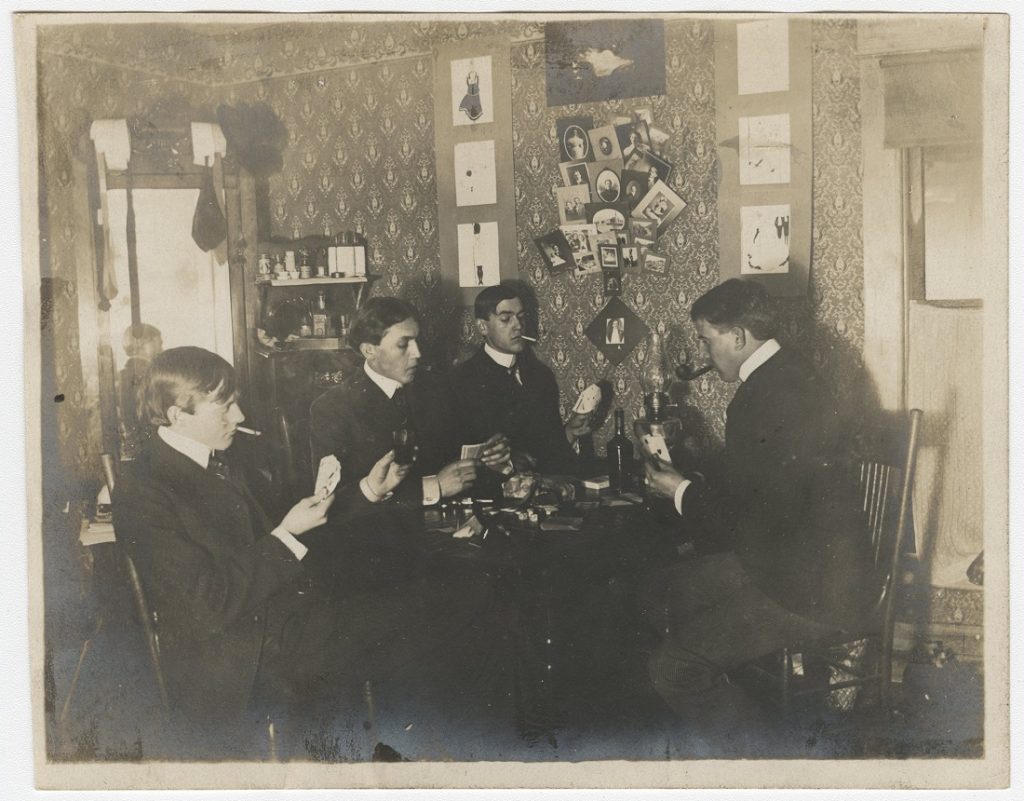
[314,455,341,502]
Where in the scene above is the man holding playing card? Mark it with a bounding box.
[114,346,487,720]
[311,296,511,507]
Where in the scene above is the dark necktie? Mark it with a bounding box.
[208,450,231,481]
[392,385,411,426]
[507,360,523,387]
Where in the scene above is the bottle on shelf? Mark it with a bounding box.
[312,289,330,338]
[606,408,634,492]
[298,300,314,338]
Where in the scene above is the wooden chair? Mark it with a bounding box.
[275,409,315,501]
[751,408,923,714]
[121,548,170,711]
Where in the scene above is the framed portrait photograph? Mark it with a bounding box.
[621,169,650,210]
[556,115,595,162]
[642,249,669,275]
[588,124,623,162]
[616,120,652,159]
[585,159,621,203]
[534,229,576,274]
[559,160,590,188]
[584,296,650,365]
[598,242,621,270]
[594,168,622,203]
[556,184,592,225]
[606,316,626,342]
[451,55,494,126]
[634,180,687,234]
[602,269,623,297]
[625,148,674,186]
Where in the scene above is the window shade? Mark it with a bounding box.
[882,50,982,148]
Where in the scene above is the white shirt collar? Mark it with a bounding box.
[363,360,403,399]
[158,425,212,470]
[738,338,781,382]
[483,342,517,369]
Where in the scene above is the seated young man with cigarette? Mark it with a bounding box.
[449,283,592,477]
[114,346,490,720]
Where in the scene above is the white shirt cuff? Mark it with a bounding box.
[271,526,308,561]
[673,479,692,516]
[359,476,392,503]
[422,475,441,506]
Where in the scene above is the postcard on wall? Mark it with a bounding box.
[736,18,790,95]
[454,139,497,206]
[457,220,500,287]
[585,201,630,237]
[556,184,592,225]
[451,55,494,126]
[739,114,791,185]
[741,204,791,274]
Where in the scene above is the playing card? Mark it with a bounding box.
[641,434,671,466]
[315,455,341,500]
[461,442,486,460]
[572,383,602,415]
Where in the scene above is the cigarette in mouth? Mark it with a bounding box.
[236,426,262,436]
[520,335,537,342]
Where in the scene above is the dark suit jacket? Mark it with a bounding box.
[449,346,577,475]
[679,347,870,629]
[309,365,460,507]
[112,434,369,715]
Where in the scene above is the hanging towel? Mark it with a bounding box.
[191,164,227,252]
[89,119,131,171]
[190,122,227,167]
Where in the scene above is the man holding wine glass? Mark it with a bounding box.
[310,296,510,508]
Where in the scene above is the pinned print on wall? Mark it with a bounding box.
[586,159,622,203]
[454,139,497,206]
[545,19,666,106]
[559,160,591,188]
[584,297,649,365]
[736,18,790,95]
[451,55,494,126]
[740,204,791,274]
[739,114,791,185]
[457,221,500,287]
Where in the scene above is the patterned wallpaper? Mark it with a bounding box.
[37,16,865,485]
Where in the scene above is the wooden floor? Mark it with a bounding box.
[44,580,984,764]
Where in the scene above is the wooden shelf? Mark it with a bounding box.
[255,338,344,354]
[256,276,368,287]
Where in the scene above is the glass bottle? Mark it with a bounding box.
[606,408,634,492]
[312,289,329,338]
[298,300,313,338]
